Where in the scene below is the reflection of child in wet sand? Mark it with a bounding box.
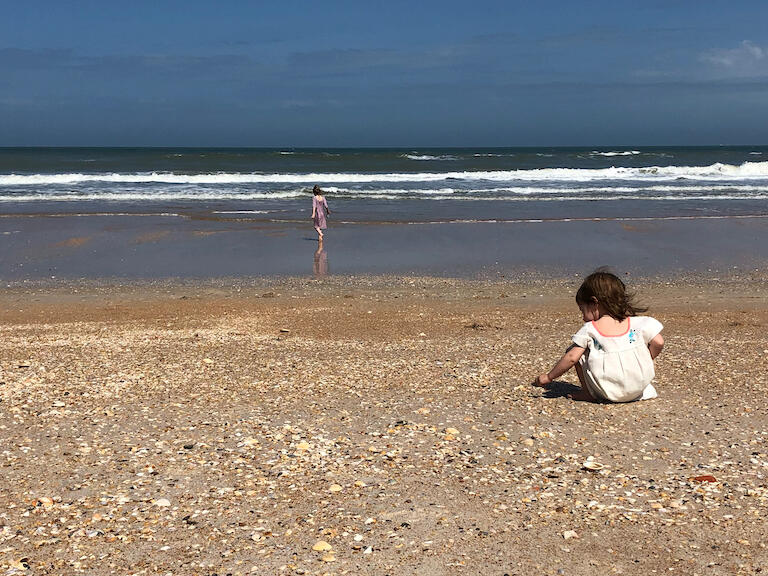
[313,244,328,276]
[533,269,664,402]
[311,185,330,240]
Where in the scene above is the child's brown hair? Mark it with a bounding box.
[575,268,647,321]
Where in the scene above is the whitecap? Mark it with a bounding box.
[2,161,768,188]
[590,150,642,157]
[401,154,459,161]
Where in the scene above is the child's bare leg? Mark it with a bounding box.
[569,362,597,402]
[314,226,323,239]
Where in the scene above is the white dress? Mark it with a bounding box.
[572,316,663,403]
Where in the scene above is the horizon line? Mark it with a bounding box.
[1,143,768,150]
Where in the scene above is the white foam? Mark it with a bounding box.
[3,182,768,203]
[332,187,456,196]
[401,154,459,161]
[211,210,272,214]
[411,194,768,202]
[463,184,768,195]
[325,184,768,197]
[408,214,768,224]
[590,150,642,156]
[0,190,304,202]
[472,153,515,157]
[2,161,768,186]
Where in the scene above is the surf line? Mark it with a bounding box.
[247,214,768,225]
[249,214,768,226]
[394,214,768,225]
[0,212,182,219]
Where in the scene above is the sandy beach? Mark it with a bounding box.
[1,273,767,575]
[4,2,768,572]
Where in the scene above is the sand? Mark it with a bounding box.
[3,213,768,279]
[1,274,767,575]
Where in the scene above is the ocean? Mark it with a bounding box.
[1,146,768,222]
[2,146,768,279]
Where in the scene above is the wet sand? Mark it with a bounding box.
[2,213,768,279]
[1,274,767,575]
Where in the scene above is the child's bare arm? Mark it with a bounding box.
[533,345,585,387]
[648,334,664,359]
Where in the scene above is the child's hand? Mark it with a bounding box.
[533,374,552,388]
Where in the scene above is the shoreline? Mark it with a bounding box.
[2,270,767,308]
[2,212,768,280]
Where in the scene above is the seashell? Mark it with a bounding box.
[37,496,55,509]
[582,460,604,471]
[312,540,333,552]
[10,559,30,571]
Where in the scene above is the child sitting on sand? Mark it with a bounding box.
[533,269,664,402]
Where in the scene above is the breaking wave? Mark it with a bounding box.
[3,161,768,187]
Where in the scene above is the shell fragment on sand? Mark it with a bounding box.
[312,540,333,552]
[582,459,604,471]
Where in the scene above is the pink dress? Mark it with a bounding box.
[312,196,329,229]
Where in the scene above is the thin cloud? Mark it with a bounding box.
[464,32,518,45]
[0,48,255,76]
[701,40,767,76]
[76,53,254,76]
[0,48,75,70]
[287,45,473,74]
[279,98,345,110]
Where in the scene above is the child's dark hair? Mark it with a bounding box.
[575,268,647,321]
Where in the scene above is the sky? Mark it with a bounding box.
[1,0,767,147]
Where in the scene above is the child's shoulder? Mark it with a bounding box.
[630,315,660,323]
[630,315,664,332]
[574,320,594,334]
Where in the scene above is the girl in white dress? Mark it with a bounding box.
[533,269,664,402]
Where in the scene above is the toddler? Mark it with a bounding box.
[311,185,331,241]
[533,269,664,402]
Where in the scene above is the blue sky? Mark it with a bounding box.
[1,0,767,146]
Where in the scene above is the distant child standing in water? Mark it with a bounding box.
[311,185,331,241]
[533,269,664,402]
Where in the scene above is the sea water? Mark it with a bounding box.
[1,146,767,223]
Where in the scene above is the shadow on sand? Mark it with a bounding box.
[541,381,593,401]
